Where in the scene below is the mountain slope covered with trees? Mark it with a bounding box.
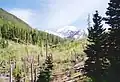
[0,8,64,46]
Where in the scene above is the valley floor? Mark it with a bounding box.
[0,39,87,82]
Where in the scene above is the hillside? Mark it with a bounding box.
[0,8,63,46]
[0,8,31,29]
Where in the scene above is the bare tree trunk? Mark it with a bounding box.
[24,63,26,82]
[31,63,33,82]
[10,64,12,82]
[34,68,37,82]
[41,41,44,57]
[38,55,40,65]
[45,34,48,58]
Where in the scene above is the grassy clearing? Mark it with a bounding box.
[0,39,87,76]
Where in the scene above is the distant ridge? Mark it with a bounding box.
[0,8,64,45]
[0,8,32,29]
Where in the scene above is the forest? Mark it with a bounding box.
[0,0,120,82]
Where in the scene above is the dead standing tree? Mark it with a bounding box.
[9,55,16,82]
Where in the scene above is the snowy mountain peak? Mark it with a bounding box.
[45,26,87,39]
[57,26,78,33]
[56,26,87,39]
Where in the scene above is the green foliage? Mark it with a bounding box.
[37,66,51,82]
[83,77,93,82]
[83,11,107,82]
[37,55,53,82]
[0,38,8,48]
[105,0,120,29]
[13,65,23,82]
[0,8,64,46]
[45,54,53,70]
[104,0,120,82]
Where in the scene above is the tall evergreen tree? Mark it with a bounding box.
[1,24,8,39]
[105,0,120,29]
[104,0,120,81]
[37,54,53,82]
[83,11,106,82]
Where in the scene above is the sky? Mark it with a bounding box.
[0,0,109,32]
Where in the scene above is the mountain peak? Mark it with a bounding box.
[57,26,78,33]
[46,26,87,39]
[56,26,87,39]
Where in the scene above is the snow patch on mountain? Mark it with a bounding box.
[46,26,87,39]
[56,26,87,39]
[45,30,64,38]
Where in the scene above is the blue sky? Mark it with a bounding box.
[0,0,109,32]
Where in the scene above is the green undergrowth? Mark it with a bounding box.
[0,38,87,74]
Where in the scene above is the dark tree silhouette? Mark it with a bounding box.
[104,0,120,81]
[37,54,53,82]
[83,11,106,82]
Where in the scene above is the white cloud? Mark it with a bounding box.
[8,0,109,31]
[57,26,78,33]
[9,8,35,27]
[45,0,109,29]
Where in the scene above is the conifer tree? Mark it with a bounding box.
[37,54,53,82]
[105,0,120,29]
[0,21,63,45]
[104,0,120,81]
[83,11,106,82]
[1,24,8,39]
